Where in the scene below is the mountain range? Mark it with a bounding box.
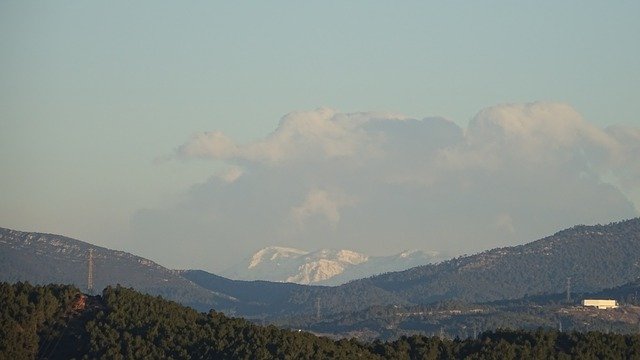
[2,218,640,323]
[182,218,640,317]
[221,246,442,285]
[363,218,640,304]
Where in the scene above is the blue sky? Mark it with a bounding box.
[1,2,639,270]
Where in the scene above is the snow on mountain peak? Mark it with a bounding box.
[223,246,443,285]
[398,249,420,258]
[335,249,368,264]
[286,259,346,284]
[248,246,308,269]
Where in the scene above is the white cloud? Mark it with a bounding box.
[177,108,406,165]
[605,125,640,188]
[218,166,243,183]
[133,102,640,270]
[463,102,619,168]
[494,213,516,234]
[178,130,239,160]
[290,188,356,228]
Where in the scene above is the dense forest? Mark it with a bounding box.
[3,282,640,359]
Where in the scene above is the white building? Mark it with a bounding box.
[582,299,618,309]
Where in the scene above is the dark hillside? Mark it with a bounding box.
[0,228,231,310]
[179,269,312,317]
[365,218,640,304]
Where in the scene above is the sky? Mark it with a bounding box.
[1,2,639,271]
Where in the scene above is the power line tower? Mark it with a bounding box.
[316,297,321,320]
[566,277,571,303]
[87,249,94,295]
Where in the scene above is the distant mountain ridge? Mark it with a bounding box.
[221,246,441,285]
[0,227,231,310]
[3,218,640,320]
[364,218,640,304]
[188,218,640,317]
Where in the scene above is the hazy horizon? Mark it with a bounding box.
[2,2,639,272]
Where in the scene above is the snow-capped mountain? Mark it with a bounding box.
[221,246,442,285]
[248,246,309,269]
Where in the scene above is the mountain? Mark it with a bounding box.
[4,218,640,321]
[221,246,441,285]
[0,227,232,311]
[0,226,403,318]
[187,219,640,317]
[362,218,640,305]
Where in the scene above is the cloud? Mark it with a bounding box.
[464,102,619,167]
[131,102,640,271]
[291,188,356,228]
[178,130,239,160]
[605,125,640,188]
[177,108,406,164]
[217,166,243,183]
[494,213,516,234]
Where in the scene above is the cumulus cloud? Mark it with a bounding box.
[179,130,239,159]
[177,108,406,164]
[291,188,356,228]
[463,102,619,168]
[494,213,516,234]
[605,125,640,188]
[217,166,243,183]
[131,103,640,271]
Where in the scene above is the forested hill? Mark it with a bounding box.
[0,282,374,359]
[363,218,640,304]
[3,282,640,359]
[0,228,231,310]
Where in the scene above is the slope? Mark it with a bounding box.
[0,227,232,310]
[366,218,640,304]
